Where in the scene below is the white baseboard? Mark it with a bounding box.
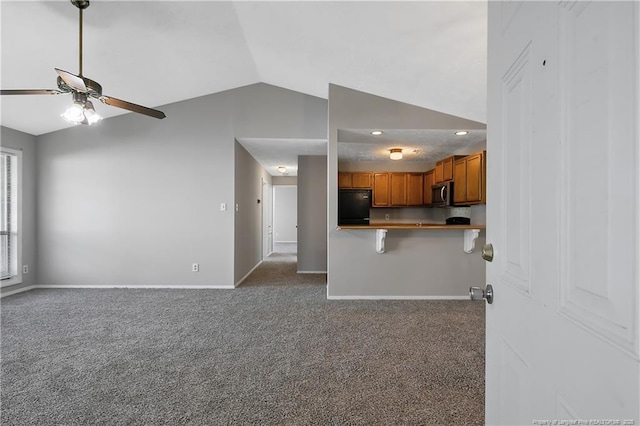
[0,285,35,298]
[274,241,297,244]
[297,270,327,274]
[234,261,263,287]
[4,284,236,294]
[326,295,470,300]
[41,284,236,289]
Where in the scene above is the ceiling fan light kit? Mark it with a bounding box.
[0,0,165,125]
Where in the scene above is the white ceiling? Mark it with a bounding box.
[1,0,487,175]
[236,137,327,176]
[338,129,487,163]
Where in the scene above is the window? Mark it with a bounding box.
[1,147,22,286]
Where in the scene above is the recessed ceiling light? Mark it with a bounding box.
[389,148,403,160]
[371,130,383,136]
[455,131,469,136]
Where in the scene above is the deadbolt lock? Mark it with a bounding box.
[482,243,494,262]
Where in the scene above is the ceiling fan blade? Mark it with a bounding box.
[55,68,87,92]
[100,96,166,119]
[1,89,62,95]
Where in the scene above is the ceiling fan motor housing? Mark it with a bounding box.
[71,0,90,10]
[56,76,102,99]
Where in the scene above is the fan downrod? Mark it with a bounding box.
[71,0,90,10]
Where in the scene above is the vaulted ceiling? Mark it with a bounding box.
[0,1,487,137]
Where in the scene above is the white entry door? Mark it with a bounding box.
[485,2,639,424]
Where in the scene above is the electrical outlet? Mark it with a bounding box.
[235,204,239,212]
[23,265,29,274]
[385,214,390,220]
[192,263,199,272]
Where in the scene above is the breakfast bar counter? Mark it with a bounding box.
[337,223,486,230]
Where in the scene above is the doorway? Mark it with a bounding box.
[272,185,297,255]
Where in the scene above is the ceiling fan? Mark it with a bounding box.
[0,0,165,125]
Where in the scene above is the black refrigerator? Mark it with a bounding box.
[338,189,372,225]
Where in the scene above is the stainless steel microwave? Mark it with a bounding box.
[431,182,453,207]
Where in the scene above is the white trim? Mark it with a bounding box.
[326,295,470,300]
[0,285,34,298]
[234,260,263,287]
[1,146,23,287]
[297,270,327,274]
[274,240,297,244]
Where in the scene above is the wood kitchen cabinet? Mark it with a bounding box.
[338,172,371,188]
[453,160,467,204]
[390,173,407,206]
[423,169,435,206]
[407,173,424,206]
[453,151,486,205]
[371,172,423,207]
[435,155,465,183]
[372,173,390,207]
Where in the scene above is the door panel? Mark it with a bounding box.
[501,41,533,296]
[558,1,638,355]
[486,2,639,423]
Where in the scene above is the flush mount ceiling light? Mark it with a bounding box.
[455,130,470,136]
[370,130,383,136]
[277,166,287,174]
[389,148,403,160]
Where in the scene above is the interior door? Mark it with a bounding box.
[485,2,639,423]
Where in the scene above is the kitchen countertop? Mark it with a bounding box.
[337,223,486,230]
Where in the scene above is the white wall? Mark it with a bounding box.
[0,127,38,296]
[273,185,297,242]
[35,83,327,288]
[327,85,487,298]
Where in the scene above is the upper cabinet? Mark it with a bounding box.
[389,173,407,206]
[423,169,435,206]
[371,172,423,207]
[435,155,465,183]
[338,172,372,188]
[372,173,390,207]
[453,151,486,205]
[406,173,424,206]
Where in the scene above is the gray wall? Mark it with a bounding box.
[273,185,297,242]
[297,155,327,273]
[35,83,327,288]
[234,141,271,285]
[328,85,486,298]
[272,176,297,185]
[0,127,38,295]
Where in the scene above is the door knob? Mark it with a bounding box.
[469,284,494,304]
